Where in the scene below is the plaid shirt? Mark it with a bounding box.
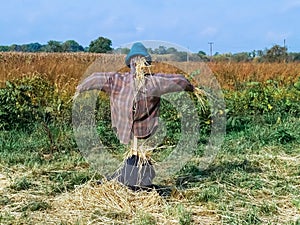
[77,72,194,144]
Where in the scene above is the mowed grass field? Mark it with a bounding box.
[0,52,299,225]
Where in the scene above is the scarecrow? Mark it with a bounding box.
[76,42,200,190]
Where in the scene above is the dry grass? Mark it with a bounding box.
[1,145,299,224]
[0,173,9,191]
[0,176,220,225]
[1,52,299,91]
[30,181,166,224]
[208,61,300,89]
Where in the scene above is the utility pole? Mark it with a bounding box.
[208,42,214,61]
[283,39,287,63]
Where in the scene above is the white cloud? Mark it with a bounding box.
[135,26,144,33]
[281,0,300,12]
[200,27,218,37]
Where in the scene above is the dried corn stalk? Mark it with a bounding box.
[125,137,154,167]
[193,87,208,113]
[133,57,152,91]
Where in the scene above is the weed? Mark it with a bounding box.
[0,195,10,206]
[0,212,15,224]
[194,185,223,203]
[135,213,157,225]
[10,177,33,191]
[270,127,296,144]
[259,201,278,216]
[21,201,50,212]
[49,171,92,194]
[292,199,300,210]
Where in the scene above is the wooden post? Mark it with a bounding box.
[133,136,138,155]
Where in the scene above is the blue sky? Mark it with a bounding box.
[1,0,300,53]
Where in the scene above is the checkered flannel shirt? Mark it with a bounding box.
[77,72,194,144]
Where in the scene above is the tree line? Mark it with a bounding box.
[212,45,300,63]
[1,36,300,62]
[0,37,113,53]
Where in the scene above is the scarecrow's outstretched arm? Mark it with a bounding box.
[76,72,113,94]
[150,73,194,96]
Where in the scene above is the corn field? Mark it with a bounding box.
[1,52,299,91]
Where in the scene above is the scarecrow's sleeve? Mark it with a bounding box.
[150,73,194,95]
[76,72,114,94]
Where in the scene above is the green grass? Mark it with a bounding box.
[0,116,299,224]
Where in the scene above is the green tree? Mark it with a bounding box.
[154,46,167,54]
[197,50,209,61]
[62,40,84,52]
[264,45,288,62]
[147,48,154,54]
[166,47,178,54]
[0,46,9,52]
[213,53,231,62]
[24,43,43,52]
[46,40,63,52]
[172,51,188,61]
[289,52,300,62]
[232,52,251,62]
[88,37,112,53]
[198,50,206,56]
[9,44,22,52]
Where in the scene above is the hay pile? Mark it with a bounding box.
[30,181,178,224]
